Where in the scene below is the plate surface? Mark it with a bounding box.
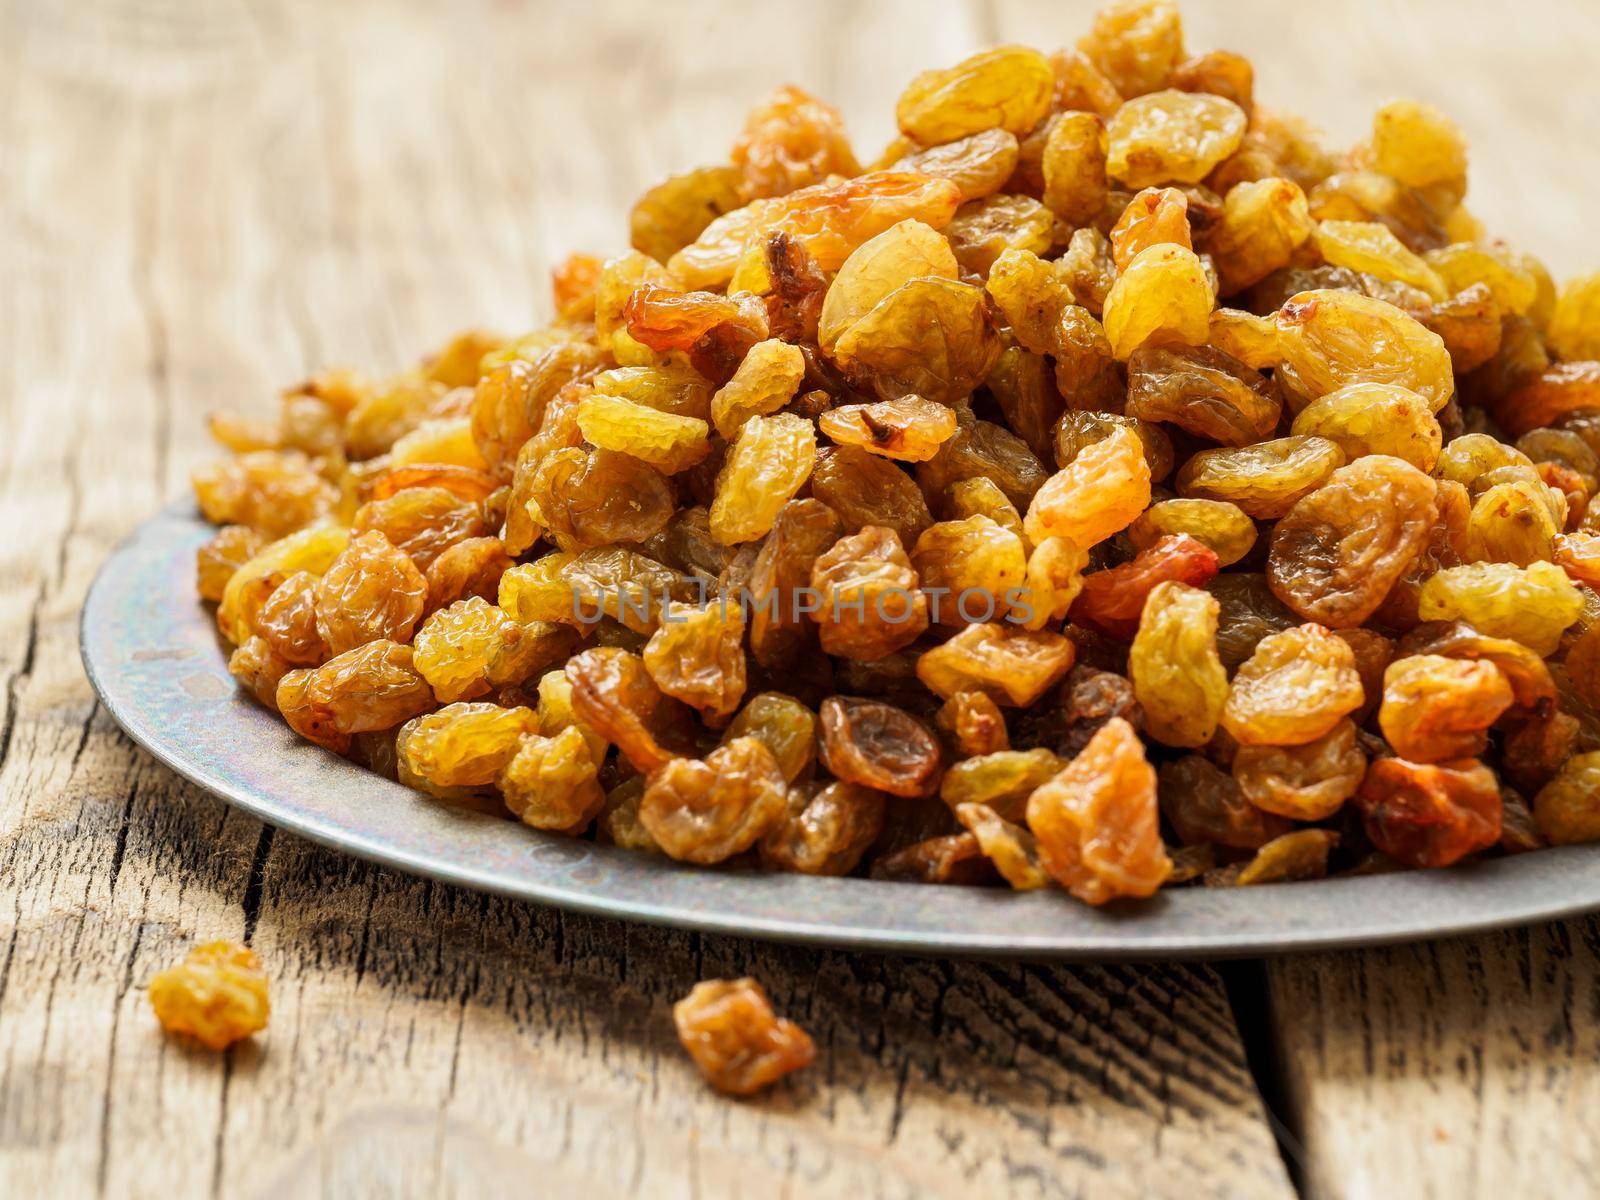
[80,502,1600,959]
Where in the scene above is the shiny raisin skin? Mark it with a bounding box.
[674,978,814,1096]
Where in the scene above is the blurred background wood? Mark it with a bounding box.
[0,1,1597,1197]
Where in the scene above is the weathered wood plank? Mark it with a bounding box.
[1267,923,1600,1200]
[0,1,1293,1197]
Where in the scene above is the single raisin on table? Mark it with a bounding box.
[674,978,815,1096]
[148,940,270,1051]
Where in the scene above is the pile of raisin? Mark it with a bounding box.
[194,0,1600,905]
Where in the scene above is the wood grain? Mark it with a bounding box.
[0,1,1294,1197]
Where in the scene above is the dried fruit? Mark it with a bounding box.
[1127,499,1256,566]
[761,781,887,875]
[936,691,1010,757]
[1129,581,1227,747]
[896,46,1055,144]
[811,445,933,547]
[148,940,269,1051]
[1176,436,1345,519]
[1266,455,1439,628]
[641,737,790,863]
[192,4,1600,901]
[1027,718,1171,904]
[1025,425,1152,547]
[1126,343,1281,445]
[916,624,1077,707]
[955,803,1052,889]
[1417,562,1585,656]
[910,516,1027,626]
[566,647,695,772]
[643,601,748,725]
[1379,654,1514,762]
[1232,719,1366,821]
[709,413,817,545]
[1070,533,1220,639]
[1106,90,1246,188]
[819,696,941,798]
[1274,290,1454,413]
[498,726,605,833]
[1533,752,1600,845]
[819,395,958,462]
[674,978,814,1096]
[732,85,857,199]
[396,702,538,791]
[1356,757,1502,868]
[1221,623,1364,746]
[1158,755,1290,849]
[1289,383,1442,472]
[939,748,1063,823]
[1101,244,1213,360]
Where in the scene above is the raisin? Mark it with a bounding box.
[870,833,993,885]
[498,726,605,833]
[1176,436,1345,519]
[197,525,265,604]
[1355,757,1502,868]
[732,84,857,199]
[910,516,1028,627]
[1533,752,1600,846]
[945,194,1056,277]
[1106,90,1246,188]
[1042,112,1110,225]
[1274,290,1454,413]
[641,738,790,863]
[312,531,426,656]
[808,525,929,660]
[1267,455,1439,628]
[1126,343,1281,445]
[746,499,844,668]
[760,781,887,876]
[1158,755,1291,849]
[1129,581,1227,747]
[1101,244,1214,360]
[709,413,817,545]
[1232,719,1366,821]
[819,696,941,798]
[890,129,1020,203]
[939,748,1065,823]
[1128,499,1256,566]
[834,277,1000,403]
[1027,718,1171,904]
[936,691,1011,758]
[566,647,695,773]
[954,803,1053,889]
[1207,178,1312,295]
[255,571,328,666]
[811,445,933,547]
[895,46,1055,144]
[148,940,269,1051]
[1221,623,1364,746]
[916,624,1077,707]
[1025,425,1151,548]
[1070,534,1221,639]
[819,395,958,462]
[673,978,814,1096]
[643,601,748,726]
[1416,562,1585,656]
[1289,383,1442,472]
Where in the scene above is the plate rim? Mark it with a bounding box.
[78,500,1600,960]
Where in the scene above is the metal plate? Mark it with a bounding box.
[80,501,1600,960]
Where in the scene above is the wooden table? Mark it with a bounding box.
[3,1,1598,1195]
